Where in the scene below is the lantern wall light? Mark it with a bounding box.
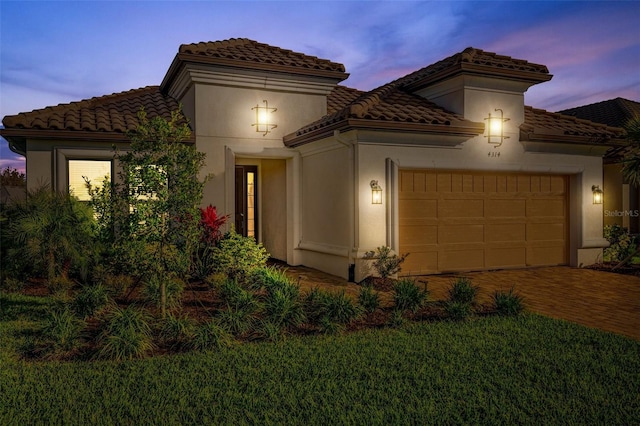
[252,100,277,136]
[484,108,510,147]
[370,180,383,204]
[592,185,603,205]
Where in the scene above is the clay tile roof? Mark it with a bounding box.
[1,86,185,150]
[521,106,626,145]
[558,98,640,129]
[162,38,349,90]
[394,47,551,92]
[285,84,484,146]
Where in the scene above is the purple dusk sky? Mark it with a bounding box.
[1,1,639,172]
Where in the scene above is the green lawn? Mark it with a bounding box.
[1,292,639,425]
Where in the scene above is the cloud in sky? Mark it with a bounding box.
[1,1,639,172]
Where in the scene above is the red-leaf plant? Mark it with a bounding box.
[200,205,228,244]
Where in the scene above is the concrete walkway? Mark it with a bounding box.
[288,265,640,341]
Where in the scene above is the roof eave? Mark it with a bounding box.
[284,118,484,147]
[403,64,552,92]
[0,128,196,145]
[519,130,626,147]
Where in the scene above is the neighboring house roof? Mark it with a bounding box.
[557,98,640,161]
[521,106,626,145]
[1,86,186,155]
[558,98,640,128]
[161,38,349,92]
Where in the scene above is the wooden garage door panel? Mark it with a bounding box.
[486,247,527,268]
[399,170,567,275]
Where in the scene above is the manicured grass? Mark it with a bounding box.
[1,292,639,425]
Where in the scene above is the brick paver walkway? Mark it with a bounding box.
[288,265,640,341]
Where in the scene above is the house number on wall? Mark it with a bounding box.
[488,151,500,158]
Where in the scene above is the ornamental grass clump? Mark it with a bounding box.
[97,305,154,361]
[357,285,380,314]
[262,282,305,330]
[303,288,361,333]
[143,274,184,311]
[42,307,86,355]
[72,284,112,319]
[444,277,478,321]
[493,287,525,316]
[157,313,195,350]
[393,279,427,313]
[190,320,233,351]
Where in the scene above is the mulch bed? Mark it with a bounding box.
[586,263,640,277]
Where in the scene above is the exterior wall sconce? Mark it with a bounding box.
[370,180,383,204]
[484,108,510,147]
[252,100,277,136]
[592,185,603,205]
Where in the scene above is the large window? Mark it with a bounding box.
[68,160,111,201]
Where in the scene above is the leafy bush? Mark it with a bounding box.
[358,285,380,313]
[393,279,427,313]
[191,320,233,351]
[212,228,269,281]
[42,307,86,354]
[604,224,637,262]
[447,277,477,304]
[97,305,154,360]
[493,287,525,316]
[363,246,409,280]
[1,187,97,280]
[143,274,184,311]
[72,284,112,318]
[444,301,473,321]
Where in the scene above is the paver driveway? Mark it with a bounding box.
[289,265,640,341]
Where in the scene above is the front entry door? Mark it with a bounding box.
[235,165,257,238]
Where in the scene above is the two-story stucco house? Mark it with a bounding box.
[0,38,625,281]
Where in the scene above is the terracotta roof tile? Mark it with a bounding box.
[286,84,484,146]
[2,86,181,135]
[521,106,625,144]
[392,47,551,91]
[179,38,346,74]
[558,98,640,129]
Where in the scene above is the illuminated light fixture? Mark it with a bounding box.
[370,180,383,204]
[252,100,277,136]
[484,108,510,147]
[592,185,603,205]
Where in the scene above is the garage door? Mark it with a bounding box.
[399,170,568,275]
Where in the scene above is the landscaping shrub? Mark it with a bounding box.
[248,265,292,291]
[72,284,112,319]
[444,300,473,321]
[102,274,134,298]
[46,275,75,295]
[447,277,477,304]
[219,279,260,312]
[363,246,409,281]
[262,282,305,329]
[357,285,380,313]
[143,274,184,311]
[604,224,637,262]
[393,279,427,313]
[0,276,24,293]
[257,320,284,342]
[387,309,406,328]
[190,320,233,351]
[212,228,269,281]
[97,305,154,360]
[216,306,257,337]
[1,187,97,281]
[303,288,361,332]
[157,313,195,349]
[191,205,228,280]
[493,287,525,316]
[42,307,86,355]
